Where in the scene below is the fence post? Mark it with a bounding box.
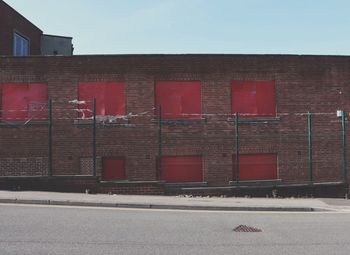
[308,112,313,182]
[235,112,239,183]
[48,98,52,177]
[158,105,162,179]
[341,110,347,181]
[92,98,97,177]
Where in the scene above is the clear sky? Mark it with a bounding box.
[5,0,350,55]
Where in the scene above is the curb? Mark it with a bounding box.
[0,198,319,212]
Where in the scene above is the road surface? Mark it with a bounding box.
[0,204,349,255]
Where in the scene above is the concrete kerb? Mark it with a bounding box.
[0,198,318,212]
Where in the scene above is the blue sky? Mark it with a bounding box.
[5,0,350,55]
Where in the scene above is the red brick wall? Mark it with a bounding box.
[0,1,42,55]
[0,55,349,187]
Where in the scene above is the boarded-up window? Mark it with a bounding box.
[78,82,125,118]
[155,81,201,119]
[102,158,126,181]
[233,154,277,181]
[161,156,202,183]
[231,80,276,117]
[1,83,47,121]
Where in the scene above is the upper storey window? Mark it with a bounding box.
[231,80,276,117]
[155,81,201,119]
[1,83,48,121]
[13,32,29,56]
[78,82,125,118]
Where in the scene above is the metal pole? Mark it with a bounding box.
[92,98,97,177]
[48,98,52,177]
[308,112,313,182]
[158,105,162,179]
[342,110,347,181]
[235,112,239,183]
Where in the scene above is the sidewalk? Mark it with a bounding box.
[0,191,350,212]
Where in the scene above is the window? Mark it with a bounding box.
[155,81,201,119]
[13,32,29,56]
[231,80,276,117]
[102,158,126,181]
[233,154,278,181]
[161,156,203,183]
[1,83,48,121]
[78,82,125,118]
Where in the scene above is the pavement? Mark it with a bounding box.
[1,190,350,212]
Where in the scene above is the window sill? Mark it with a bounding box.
[227,116,280,124]
[164,182,208,188]
[99,180,163,184]
[74,119,130,127]
[230,179,282,186]
[152,118,207,126]
[0,121,49,127]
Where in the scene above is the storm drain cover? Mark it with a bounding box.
[233,225,262,232]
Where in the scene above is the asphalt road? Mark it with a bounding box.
[1,204,350,255]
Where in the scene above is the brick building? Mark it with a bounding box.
[0,0,73,56]
[0,54,349,197]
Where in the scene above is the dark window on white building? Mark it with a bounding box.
[13,32,29,56]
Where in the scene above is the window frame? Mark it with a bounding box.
[161,155,203,183]
[231,80,277,118]
[13,31,30,56]
[77,81,126,119]
[102,157,127,181]
[232,153,278,181]
[155,81,202,120]
[0,83,48,122]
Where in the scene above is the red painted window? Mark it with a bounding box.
[155,81,201,119]
[233,154,278,181]
[1,83,47,121]
[231,80,276,117]
[161,156,202,183]
[102,158,126,181]
[78,82,125,118]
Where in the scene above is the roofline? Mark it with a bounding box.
[1,0,43,33]
[68,53,350,57]
[1,53,350,59]
[42,34,73,39]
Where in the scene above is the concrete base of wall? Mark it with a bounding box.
[0,177,165,195]
[98,181,165,195]
[0,176,99,193]
[167,182,349,198]
[0,177,348,198]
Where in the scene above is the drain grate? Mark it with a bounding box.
[233,225,262,232]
